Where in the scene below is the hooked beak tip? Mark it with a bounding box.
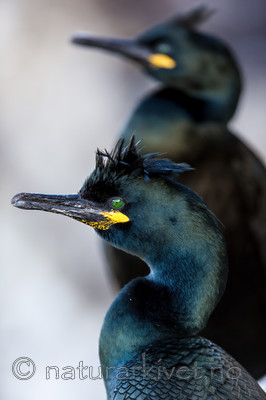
[70,31,87,45]
[11,193,25,207]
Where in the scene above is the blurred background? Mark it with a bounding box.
[1,0,265,399]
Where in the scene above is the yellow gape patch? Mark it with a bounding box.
[87,210,130,230]
[148,53,176,69]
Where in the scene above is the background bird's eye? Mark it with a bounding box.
[111,198,125,209]
[155,42,172,54]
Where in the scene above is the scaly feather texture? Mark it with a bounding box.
[105,337,265,400]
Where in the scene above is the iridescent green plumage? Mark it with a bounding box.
[12,139,266,399]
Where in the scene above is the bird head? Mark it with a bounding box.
[12,138,228,333]
[12,138,227,283]
[71,5,241,106]
[11,138,192,255]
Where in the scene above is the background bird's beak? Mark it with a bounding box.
[71,32,176,69]
[11,192,129,230]
[71,32,150,66]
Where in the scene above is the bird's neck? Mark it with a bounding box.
[99,245,226,373]
[120,88,230,162]
[164,81,240,123]
[174,50,242,122]
[190,79,241,123]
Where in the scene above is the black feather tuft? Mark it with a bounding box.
[94,136,192,179]
[80,137,192,201]
[171,4,216,29]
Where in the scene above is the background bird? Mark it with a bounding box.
[12,139,266,399]
[71,5,266,378]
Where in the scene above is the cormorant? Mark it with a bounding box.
[71,6,266,378]
[12,139,266,399]
[72,4,241,122]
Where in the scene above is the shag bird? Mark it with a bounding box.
[12,139,266,399]
[71,6,266,378]
[72,5,241,122]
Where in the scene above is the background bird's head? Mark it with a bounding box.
[72,4,241,108]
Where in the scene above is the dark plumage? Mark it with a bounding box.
[12,139,266,399]
[72,5,241,121]
[71,6,266,377]
[104,337,264,400]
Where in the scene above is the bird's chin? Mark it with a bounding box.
[97,227,126,253]
[95,226,111,240]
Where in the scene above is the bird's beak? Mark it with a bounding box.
[71,32,176,70]
[11,192,129,230]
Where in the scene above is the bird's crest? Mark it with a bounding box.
[94,136,192,181]
[80,137,192,200]
[170,4,216,29]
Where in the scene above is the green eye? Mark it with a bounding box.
[156,42,172,54]
[111,198,124,209]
